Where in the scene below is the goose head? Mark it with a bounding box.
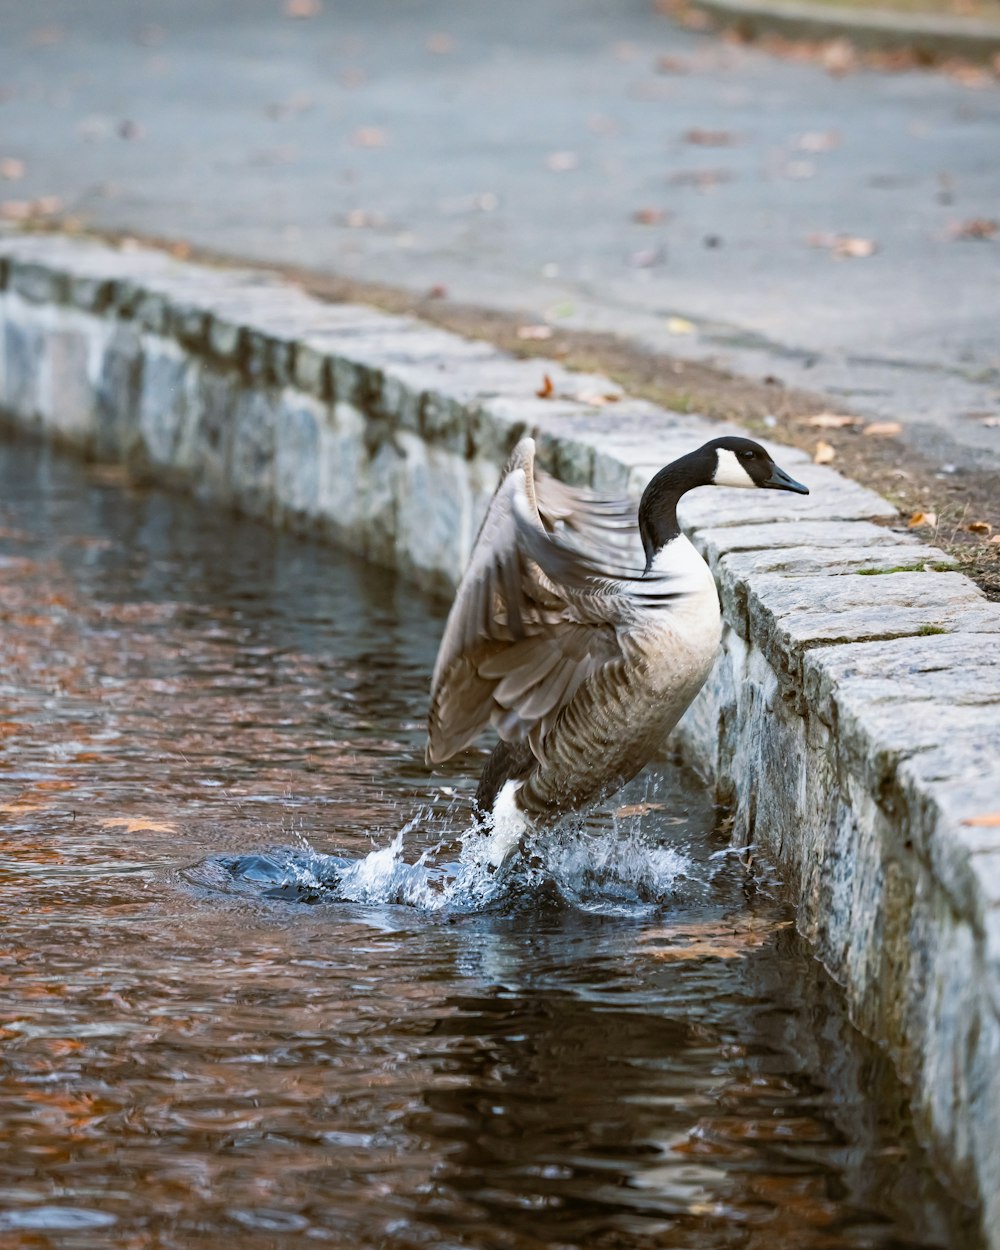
[639,436,808,570]
[703,436,810,494]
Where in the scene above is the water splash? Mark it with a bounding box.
[184,806,701,918]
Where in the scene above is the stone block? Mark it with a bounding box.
[744,570,997,677]
[68,273,113,314]
[137,344,195,470]
[395,434,470,580]
[228,388,277,516]
[2,316,42,418]
[207,314,243,363]
[316,401,368,537]
[38,326,94,443]
[184,367,238,497]
[94,325,143,458]
[274,393,324,521]
[10,260,67,305]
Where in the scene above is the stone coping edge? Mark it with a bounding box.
[0,232,998,1238]
[687,0,1000,60]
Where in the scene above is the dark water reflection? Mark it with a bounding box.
[0,433,979,1248]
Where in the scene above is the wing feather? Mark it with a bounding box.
[425,437,679,766]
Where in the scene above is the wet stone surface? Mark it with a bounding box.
[0,431,982,1249]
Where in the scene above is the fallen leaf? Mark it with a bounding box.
[0,196,60,221]
[946,61,990,88]
[516,324,553,341]
[656,54,690,74]
[990,535,1000,545]
[808,232,877,258]
[967,520,992,534]
[102,816,177,834]
[961,812,1000,827]
[795,130,841,152]
[977,415,1000,427]
[950,218,998,241]
[632,207,668,225]
[0,158,25,180]
[351,126,387,148]
[425,283,447,299]
[168,241,191,260]
[684,128,737,146]
[821,38,857,76]
[536,374,554,399]
[836,236,876,258]
[863,421,902,437]
[908,511,937,528]
[425,32,454,54]
[802,412,861,429]
[573,390,621,406]
[813,440,835,464]
[284,0,321,16]
[546,150,578,172]
[0,199,32,221]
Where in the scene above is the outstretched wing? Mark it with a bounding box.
[426,438,672,766]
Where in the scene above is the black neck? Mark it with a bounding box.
[638,451,708,571]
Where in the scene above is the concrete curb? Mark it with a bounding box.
[1,232,998,1236]
[686,0,1000,61]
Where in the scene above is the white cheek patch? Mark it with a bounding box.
[713,448,757,488]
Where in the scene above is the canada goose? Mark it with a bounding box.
[426,435,808,862]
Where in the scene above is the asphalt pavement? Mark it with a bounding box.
[1,0,998,472]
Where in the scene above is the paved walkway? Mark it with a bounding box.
[1,0,998,471]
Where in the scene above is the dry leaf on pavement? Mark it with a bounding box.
[516,324,552,341]
[813,441,835,464]
[574,390,621,406]
[961,812,1000,827]
[284,0,321,17]
[967,521,992,535]
[950,218,998,241]
[863,421,902,437]
[536,374,554,399]
[802,412,861,429]
[795,130,841,152]
[908,511,937,528]
[808,232,877,258]
[684,128,738,146]
[633,207,668,225]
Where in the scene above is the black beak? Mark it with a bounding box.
[763,463,809,495]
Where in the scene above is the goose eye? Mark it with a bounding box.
[742,449,754,460]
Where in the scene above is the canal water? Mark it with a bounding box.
[0,432,979,1249]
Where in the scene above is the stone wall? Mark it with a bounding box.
[1,232,998,1239]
